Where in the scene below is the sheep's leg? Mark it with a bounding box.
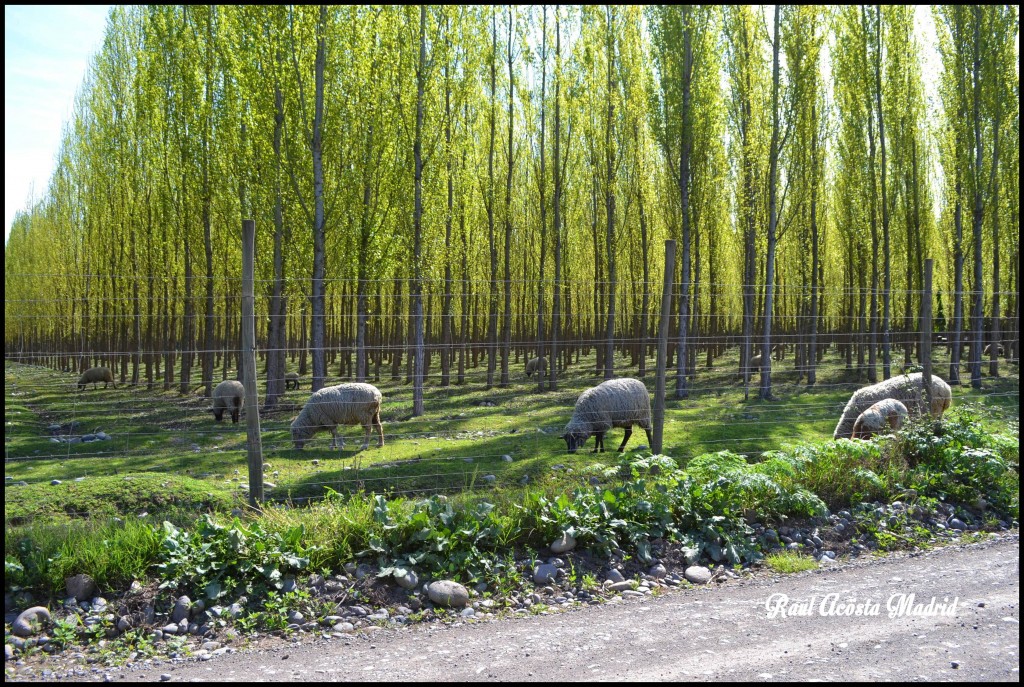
[360,422,371,451]
[643,427,653,448]
[592,432,604,453]
[374,410,384,447]
[617,428,633,453]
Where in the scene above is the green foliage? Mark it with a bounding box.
[6,518,160,595]
[763,551,818,574]
[887,408,1019,518]
[154,515,314,601]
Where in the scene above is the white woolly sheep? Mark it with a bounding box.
[747,354,763,375]
[285,372,301,390]
[561,378,653,454]
[983,343,1004,357]
[526,356,548,378]
[212,380,245,423]
[78,366,116,391]
[291,382,384,450]
[851,398,909,440]
[833,372,952,440]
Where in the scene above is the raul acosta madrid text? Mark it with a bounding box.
[764,592,960,620]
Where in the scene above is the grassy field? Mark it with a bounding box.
[4,347,1019,522]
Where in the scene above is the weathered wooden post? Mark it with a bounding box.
[242,219,264,506]
[653,240,676,454]
[921,258,933,410]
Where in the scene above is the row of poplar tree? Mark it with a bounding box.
[4,5,1019,412]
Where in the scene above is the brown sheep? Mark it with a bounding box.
[78,367,116,391]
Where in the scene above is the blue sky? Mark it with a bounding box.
[5,5,111,243]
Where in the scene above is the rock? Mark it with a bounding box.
[394,570,419,590]
[482,474,497,485]
[606,569,625,584]
[648,564,667,579]
[533,563,559,585]
[949,518,967,531]
[82,434,97,443]
[12,607,52,637]
[606,581,633,593]
[287,611,304,624]
[332,622,355,633]
[684,566,712,585]
[282,576,298,593]
[460,607,476,618]
[550,533,576,554]
[501,455,513,462]
[160,673,172,681]
[427,581,470,609]
[51,480,62,486]
[66,574,97,602]
[171,596,191,623]
[116,616,131,633]
[5,644,13,661]
[96,432,111,441]
[161,624,180,636]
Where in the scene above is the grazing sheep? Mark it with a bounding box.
[77,366,116,391]
[285,372,301,390]
[983,343,1004,357]
[526,356,548,378]
[212,380,245,423]
[746,354,763,376]
[833,372,952,440]
[851,398,909,440]
[291,382,384,450]
[561,378,652,454]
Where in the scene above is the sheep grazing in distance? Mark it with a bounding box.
[983,343,1004,357]
[212,380,245,423]
[291,382,384,451]
[851,398,909,440]
[561,378,652,454]
[833,372,952,440]
[78,366,116,391]
[747,354,763,375]
[285,372,301,390]
[526,356,548,378]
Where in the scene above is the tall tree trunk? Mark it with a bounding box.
[310,5,328,393]
[675,7,694,399]
[759,5,781,400]
[500,7,515,388]
[412,4,427,416]
[266,84,288,408]
[549,8,562,392]
[603,6,617,381]
[808,105,821,386]
[874,4,891,381]
[486,9,498,390]
[536,6,548,392]
[969,6,983,389]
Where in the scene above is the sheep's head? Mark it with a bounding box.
[561,428,589,454]
[212,407,225,422]
[290,417,313,449]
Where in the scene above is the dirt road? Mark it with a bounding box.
[13,535,1020,682]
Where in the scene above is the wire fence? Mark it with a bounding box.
[4,276,1020,524]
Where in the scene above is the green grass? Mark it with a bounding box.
[763,550,819,573]
[5,349,1018,519]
